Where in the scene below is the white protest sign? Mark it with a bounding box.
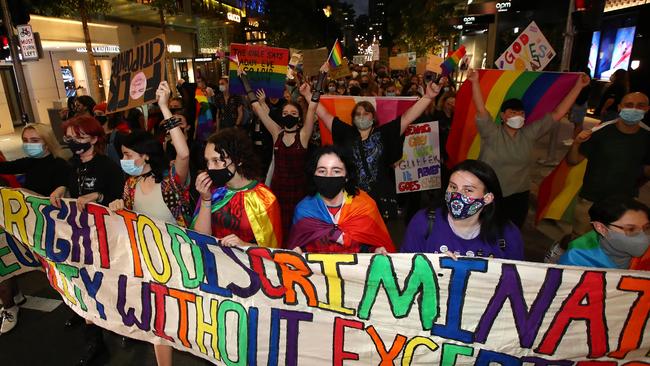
[395,121,441,193]
[495,21,556,71]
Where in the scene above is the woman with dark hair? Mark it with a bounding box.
[74,95,96,117]
[49,114,124,365]
[315,67,441,219]
[108,81,191,366]
[401,160,524,260]
[559,196,650,269]
[286,145,395,254]
[238,66,319,235]
[192,128,282,248]
[597,69,629,122]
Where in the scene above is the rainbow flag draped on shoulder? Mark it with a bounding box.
[447,69,580,167]
[194,88,215,142]
[318,96,418,145]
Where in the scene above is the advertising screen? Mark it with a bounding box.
[587,31,600,78]
[591,26,636,80]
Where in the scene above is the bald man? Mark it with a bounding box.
[567,92,650,235]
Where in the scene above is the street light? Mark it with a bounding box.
[323,5,331,18]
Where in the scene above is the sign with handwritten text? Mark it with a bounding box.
[396,121,441,193]
[495,21,556,71]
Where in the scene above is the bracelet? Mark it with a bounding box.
[201,197,212,202]
[96,193,103,202]
[160,116,182,132]
[201,202,212,208]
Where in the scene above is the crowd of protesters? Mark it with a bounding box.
[0,59,648,366]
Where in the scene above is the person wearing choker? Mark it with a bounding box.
[559,196,650,269]
[50,114,124,366]
[401,159,524,260]
[287,145,395,254]
[237,65,319,235]
[108,81,192,366]
[192,128,282,248]
[0,123,70,335]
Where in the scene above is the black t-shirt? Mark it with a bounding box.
[0,154,71,196]
[332,117,404,197]
[69,154,125,205]
[597,83,626,114]
[579,123,650,201]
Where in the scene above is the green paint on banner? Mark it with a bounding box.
[441,343,475,365]
[167,224,205,289]
[0,244,20,276]
[217,300,248,366]
[74,285,88,311]
[26,196,49,256]
[357,254,439,330]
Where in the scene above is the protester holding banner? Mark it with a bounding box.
[192,128,282,248]
[559,196,650,269]
[48,115,125,364]
[401,159,524,259]
[566,92,650,236]
[287,145,395,254]
[0,123,70,334]
[108,81,192,366]
[315,75,440,219]
[467,69,590,228]
[238,67,319,235]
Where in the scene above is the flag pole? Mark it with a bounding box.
[326,38,338,63]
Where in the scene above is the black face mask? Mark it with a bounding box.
[280,115,300,129]
[68,141,92,155]
[313,176,346,199]
[349,86,361,96]
[360,82,369,89]
[95,115,108,125]
[208,166,235,187]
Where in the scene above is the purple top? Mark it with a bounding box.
[401,208,524,260]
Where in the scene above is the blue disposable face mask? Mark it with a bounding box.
[386,92,397,97]
[120,159,145,176]
[619,108,646,125]
[23,143,45,158]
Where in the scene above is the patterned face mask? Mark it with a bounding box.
[445,191,486,220]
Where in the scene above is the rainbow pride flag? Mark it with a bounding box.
[446,69,580,167]
[328,39,344,68]
[227,43,289,99]
[440,45,466,76]
[317,95,418,145]
[194,88,214,143]
[535,160,587,223]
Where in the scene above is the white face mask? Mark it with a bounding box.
[505,115,525,129]
[353,116,373,130]
[218,85,226,92]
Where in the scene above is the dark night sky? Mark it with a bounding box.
[341,0,368,15]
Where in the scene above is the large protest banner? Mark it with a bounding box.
[107,34,166,113]
[395,121,442,193]
[228,43,289,99]
[495,21,556,71]
[1,187,649,365]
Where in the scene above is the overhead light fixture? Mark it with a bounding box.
[631,60,640,70]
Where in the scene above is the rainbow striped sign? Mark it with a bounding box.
[228,43,289,99]
[318,96,418,145]
[446,69,580,167]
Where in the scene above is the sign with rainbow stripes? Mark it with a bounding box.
[228,43,289,99]
[446,69,580,167]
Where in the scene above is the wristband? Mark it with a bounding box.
[160,116,182,132]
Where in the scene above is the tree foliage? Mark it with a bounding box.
[266,0,343,49]
[384,0,458,55]
[30,0,111,18]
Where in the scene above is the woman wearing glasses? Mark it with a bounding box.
[559,196,650,269]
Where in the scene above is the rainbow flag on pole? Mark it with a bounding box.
[328,39,344,68]
[440,45,466,76]
[317,96,418,145]
[446,69,580,167]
